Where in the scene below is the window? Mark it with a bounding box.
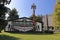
[12,20,33,27]
[12,22,20,26]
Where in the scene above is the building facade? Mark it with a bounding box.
[42,15,53,31]
[5,3,54,32]
[5,17,43,32]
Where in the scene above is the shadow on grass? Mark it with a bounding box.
[0,34,20,40]
[6,31,54,35]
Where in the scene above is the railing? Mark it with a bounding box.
[12,26,33,32]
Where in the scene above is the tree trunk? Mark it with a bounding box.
[0,31,1,33]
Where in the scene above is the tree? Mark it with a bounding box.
[8,8,19,20]
[36,15,42,22]
[29,15,43,29]
[53,12,60,30]
[29,15,34,20]
[0,0,11,5]
[0,0,11,32]
[53,2,60,30]
[29,15,42,22]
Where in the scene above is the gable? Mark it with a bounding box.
[13,17,32,22]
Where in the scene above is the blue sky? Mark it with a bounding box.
[6,0,56,18]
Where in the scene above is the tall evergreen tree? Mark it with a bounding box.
[0,0,11,32]
[8,8,19,20]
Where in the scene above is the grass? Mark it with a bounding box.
[0,31,60,40]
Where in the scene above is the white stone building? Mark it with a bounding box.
[5,17,43,32]
[42,15,53,31]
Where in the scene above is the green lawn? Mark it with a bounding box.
[0,31,60,40]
